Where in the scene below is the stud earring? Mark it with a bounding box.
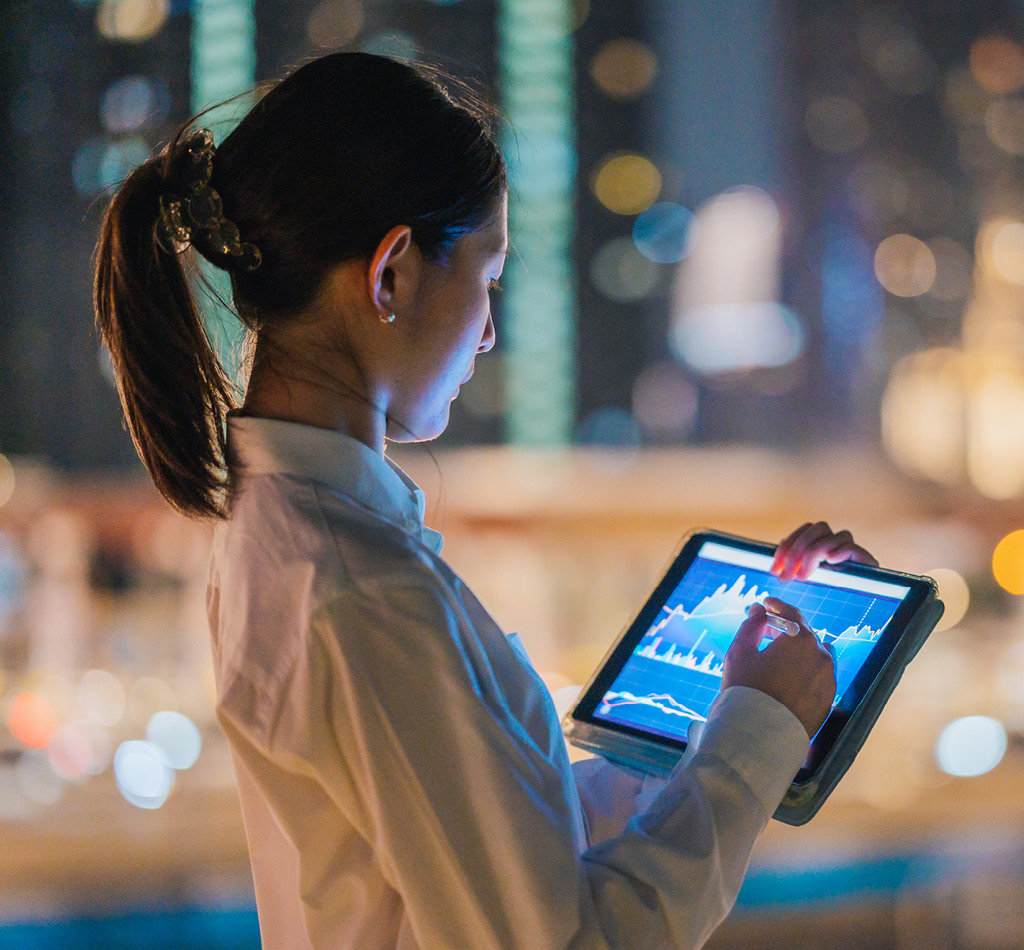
[380,312,396,324]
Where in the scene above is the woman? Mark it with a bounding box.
[94,52,874,949]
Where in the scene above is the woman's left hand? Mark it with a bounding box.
[771,521,878,583]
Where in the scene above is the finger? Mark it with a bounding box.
[778,522,832,581]
[822,542,879,567]
[793,530,853,579]
[729,602,769,653]
[771,523,813,573]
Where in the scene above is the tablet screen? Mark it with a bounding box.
[590,540,912,744]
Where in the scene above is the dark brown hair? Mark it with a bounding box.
[94,52,507,521]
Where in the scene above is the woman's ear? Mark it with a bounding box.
[367,225,418,317]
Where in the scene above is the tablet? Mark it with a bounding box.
[562,529,944,824]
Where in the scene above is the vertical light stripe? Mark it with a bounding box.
[497,0,577,445]
[190,0,257,394]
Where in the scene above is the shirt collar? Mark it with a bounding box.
[226,413,444,555]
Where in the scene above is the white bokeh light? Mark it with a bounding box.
[146,711,202,770]
[114,740,173,809]
[935,716,1007,777]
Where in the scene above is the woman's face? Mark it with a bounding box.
[386,192,508,443]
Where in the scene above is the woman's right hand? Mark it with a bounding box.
[721,598,836,740]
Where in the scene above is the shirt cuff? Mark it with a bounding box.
[687,685,809,818]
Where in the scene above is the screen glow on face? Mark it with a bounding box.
[593,542,910,743]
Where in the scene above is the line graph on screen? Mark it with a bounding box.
[595,556,903,739]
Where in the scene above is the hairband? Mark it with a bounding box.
[154,129,263,273]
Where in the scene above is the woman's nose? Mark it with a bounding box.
[478,311,496,353]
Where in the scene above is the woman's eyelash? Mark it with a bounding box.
[488,279,503,292]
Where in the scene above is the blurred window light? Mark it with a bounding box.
[7,692,59,749]
[0,454,14,508]
[16,750,64,806]
[670,303,805,374]
[927,568,970,631]
[589,237,660,302]
[114,740,173,809]
[984,98,1024,154]
[804,95,869,155]
[631,362,698,438]
[935,716,1007,777]
[589,38,657,100]
[147,710,202,770]
[881,348,966,484]
[96,0,170,42]
[591,153,661,215]
[926,237,973,301]
[632,202,695,264]
[9,79,53,135]
[874,234,936,297]
[307,0,364,48]
[992,529,1024,595]
[100,75,168,133]
[989,220,1024,283]
[970,35,1024,95]
[77,669,127,728]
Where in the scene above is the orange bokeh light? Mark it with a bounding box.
[7,691,59,749]
[993,530,1024,595]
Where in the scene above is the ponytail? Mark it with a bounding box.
[94,145,237,522]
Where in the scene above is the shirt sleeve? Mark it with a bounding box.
[255,577,809,950]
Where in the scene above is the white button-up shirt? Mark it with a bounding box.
[207,414,809,950]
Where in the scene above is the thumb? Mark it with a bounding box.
[729,602,768,654]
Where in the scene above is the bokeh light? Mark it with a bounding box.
[306,0,364,48]
[670,303,805,374]
[146,710,202,770]
[589,38,657,100]
[0,453,15,507]
[990,221,1024,283]
[874,234,936,296]
[927,568,970,631]
[969,35,1024,95]
[632,202,694,263]
[881,348,965,484]
[943,68,990,125]
[591,153,661,215]
[96,0,169,42]
[857,9,935,95]
[47,723,96,781]
[100,75,168,133]
[993,529,1024,595]
[935,716,1007,777]
[984,98,1024,154]
[631,361,699,438]
[77,669,126,728]
[16,750,64,806]
[7,691,59,749]
[926,237,972,301]
[114,739,173,809]
[589,236,660,302]
[804,95,869,155]
[0,767,34,821]
[996,643,1024,703]
[127,675,178,727]
[965,363,1024,499]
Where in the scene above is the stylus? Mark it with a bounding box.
[765,613,800,637]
